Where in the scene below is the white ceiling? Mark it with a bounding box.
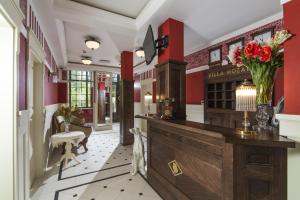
[65,21,122,66]
[31,0,283,71]
[71,0,151,19]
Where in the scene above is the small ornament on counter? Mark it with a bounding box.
[160,98,175,120]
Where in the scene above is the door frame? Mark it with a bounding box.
[26,29,46,190]
[0,1,24,199]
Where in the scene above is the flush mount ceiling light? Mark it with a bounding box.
[85,38,100,50]
[81,57,92,65]
[135,47,145,58]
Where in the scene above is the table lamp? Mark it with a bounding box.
[144,92,152,116]
[236,80,256,135]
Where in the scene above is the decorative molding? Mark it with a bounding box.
[0,0,24,30]
[66,62,120,73]
[276,114,300,142]
[28,30,46,64]
[55,19,68,66]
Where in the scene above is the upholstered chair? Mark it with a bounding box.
[53,110,92,151]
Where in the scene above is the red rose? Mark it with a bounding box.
[259,46,272,62]
[244,41,261,58]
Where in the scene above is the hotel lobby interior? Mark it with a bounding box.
[1,0,300,200]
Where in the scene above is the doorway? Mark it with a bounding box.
[0,10,16,200]
[28,59,44,186]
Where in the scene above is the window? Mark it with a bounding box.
[69,70,93,108]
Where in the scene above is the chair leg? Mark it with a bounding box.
[80,137,88,152]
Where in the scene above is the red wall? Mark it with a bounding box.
[58,82,68,103]
[121,51,133,80]
[44,66,58,106]
[186,72,204,104]
[158,18,184,64]
[284,0,300,114]
[19,33,27,111]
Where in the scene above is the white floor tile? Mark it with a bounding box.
[30,124,162,200]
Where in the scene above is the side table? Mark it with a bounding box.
[51,131,85,168]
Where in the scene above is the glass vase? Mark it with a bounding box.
[256,104,271,130]
[65,122,70,133]
[251,68,277,131]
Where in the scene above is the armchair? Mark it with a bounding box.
[53,110,92,151]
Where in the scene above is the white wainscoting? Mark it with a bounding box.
[17,110,30,200]
[134,102,142,130]
[134,102,156,132]
[17,104,59,199]
[186,104,204,123]
[276,114,300,200]
[43,104,60,169]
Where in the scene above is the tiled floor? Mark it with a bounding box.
[31,124,161,200]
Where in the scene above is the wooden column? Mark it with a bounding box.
[120,51,134,145]
[156,18,187,119]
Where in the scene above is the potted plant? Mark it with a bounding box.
[58,105,72,132]
[228,30,293,130]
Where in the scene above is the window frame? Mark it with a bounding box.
[69,70,93,108]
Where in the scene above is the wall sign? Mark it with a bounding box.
[208,66,250,79]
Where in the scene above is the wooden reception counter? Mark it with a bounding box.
[136,115,295,200]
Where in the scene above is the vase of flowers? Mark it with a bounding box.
[228,30,292,130]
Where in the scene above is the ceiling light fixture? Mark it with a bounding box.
[135,47,145,58]
[81,57,92,65]
[85,38,100,50]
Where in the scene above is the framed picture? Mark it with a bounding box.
[209,46,222,65]
[252,28,274,44]
[228,38,244,52]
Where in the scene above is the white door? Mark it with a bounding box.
[0,10,17,200]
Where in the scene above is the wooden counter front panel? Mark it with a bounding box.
[148,123,225,200]
[145,119,289,200]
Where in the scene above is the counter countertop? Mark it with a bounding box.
[136,115,295,148]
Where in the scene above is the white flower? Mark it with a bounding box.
[271,30,292,48]
[228,46,242,66]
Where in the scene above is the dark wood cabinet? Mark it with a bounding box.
[120,80,134,145]
[137,115,295,200]
[205,65,255,128]
[155,60,187,119]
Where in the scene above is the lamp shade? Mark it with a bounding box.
[236,80,256,112]
[85,39,100,50]
[135,47,145,58]
[81,57,92,65]
[144,92,152,104]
